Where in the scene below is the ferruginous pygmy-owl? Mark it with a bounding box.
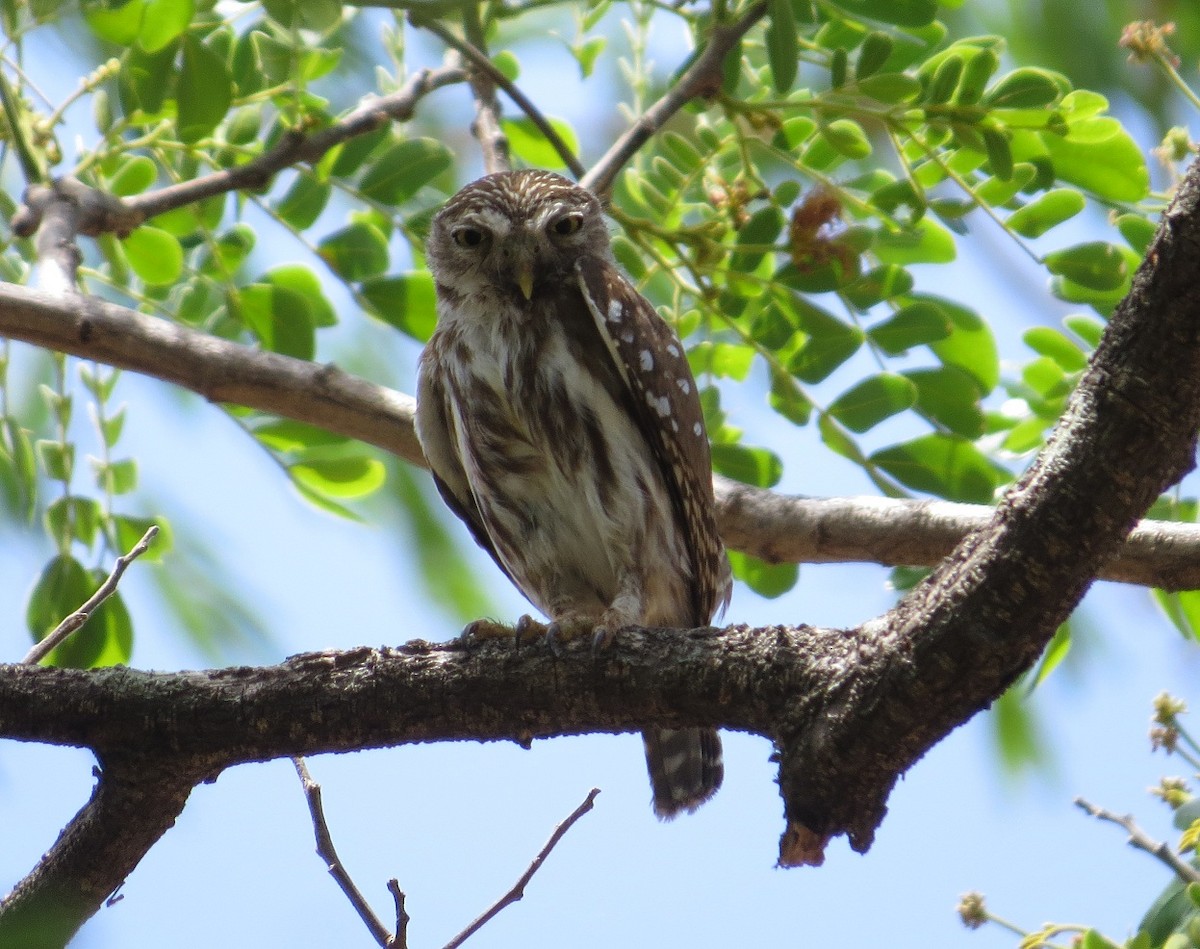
[415,169,732,818]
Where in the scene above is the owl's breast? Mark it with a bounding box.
[438,304,693,624]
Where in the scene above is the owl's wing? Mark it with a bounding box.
[575,256,732,625]
[415,343,521,591]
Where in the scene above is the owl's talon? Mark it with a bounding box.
[544,621,566,657]
[592,625,616,652]
[515,614,546,645]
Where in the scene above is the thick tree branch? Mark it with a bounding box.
[0,281,1198,587]
[580,3,768,197]
[0,753,204,947]
[771,155,1200,864]
[11,67,466,240]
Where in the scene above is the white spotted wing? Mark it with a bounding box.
[574,256,731,624]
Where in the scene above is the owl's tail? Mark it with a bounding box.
[641,727,723,819]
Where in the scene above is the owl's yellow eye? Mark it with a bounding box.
[550,214,582,237]
[453,227,486,248]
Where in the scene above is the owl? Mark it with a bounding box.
[415,170,732,818]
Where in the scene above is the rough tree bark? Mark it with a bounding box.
[0,155,1198,940]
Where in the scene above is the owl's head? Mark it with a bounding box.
[426,170,610,303]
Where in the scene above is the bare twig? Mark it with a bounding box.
[11,66,466,240]
[461,5,512,175]
[411,14,585,179]
[4,283,1200,588]
[1074,797,1200,885]
[580,2,768,197]
[293,758,399,947]
[389,880,410,949]
[442,788,600,949]
[23,525,158,665]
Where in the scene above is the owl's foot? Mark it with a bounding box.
[460,615,546,648]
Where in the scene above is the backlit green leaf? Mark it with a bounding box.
[1043,242,1128,292]
[828,373,917,433]
[122,226,183,284]
[177,36,232,144]
[727,550,798,598]
[359,138,453,204]
[361,272,438,343]
[318,222,389,281]
[870,433,1000,503]
[1007,188,1086,238]
[290,457,386,499]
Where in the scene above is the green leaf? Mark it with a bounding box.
[96,457,138,495]
[827,0,935,27]
[330,124,389,178]
[984,67,1066,108]
[869,302,951,354]
[274,174,331,230]
[786,299,864,382]
[727,550,798,598]
[870,433,1000,503]
[1028,622,1071,689]
[873,219,955,265]
[44,496,102,547]
[500,116,581,170]
[177,35,232,144]
[981,127,1013,180]
[765,0,797,93]
[1024,326,1087,372]
[290,457,386,499]
[989,683,1048,775]
[842,264,913,310]
[359,138,453,204]
[122,226,183,285]
[253,419,349,453]
[855,31,893,80]
[822,118,872,159]
[138,0,192,52]
[729,206,784,277]
[85,0,146,44]
[110,155,157,196]
[1153,590,1200,643]
[855,72,922,103]
[689,342,755,381]
[234,284,316,360]
[828,373,917,433]
[954,47,1000,105]
[265,265,336,328]
[1007,188,1086,238]
[768,369,812,425]
[1043,241,1128,292]
[36,440,74,481]
[361,272,438,343]
[1039,125,1150,202]
[119,41,177,115]
[905,366,984,437]
[1116,213,1157,254]
[317,221,390,281]
[710,443,783,488]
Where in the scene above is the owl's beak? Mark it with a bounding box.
[515,260,535,300]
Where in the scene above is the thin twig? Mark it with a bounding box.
[442,788,600,949]
[293,757,399,948]
[580,2,768,198]
[11,66,466,240]
[1074,797,1200,885]
[23,525,158,665]
[388,879,410,949]
[411,14,585,179]
[462,4,512,174]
